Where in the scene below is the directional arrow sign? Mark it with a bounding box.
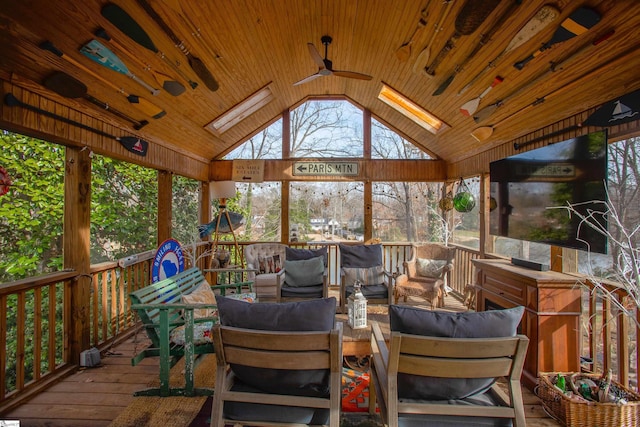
[293,161,359,176]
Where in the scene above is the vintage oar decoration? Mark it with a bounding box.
[80,39,160,96]
[95,28,186,96]
[432,0,523,96]
[396,6,429,62]
[4,93,149,156]
[424,0,502,77]
[43,71,149,130]
[457,4,560,95]
[469,40,640,142]
[412,0,454,74]
[472,29,615,124]
[513,6,601,70]
[40,41,166,120]
[100,2,198,90]
[459,75,503,116]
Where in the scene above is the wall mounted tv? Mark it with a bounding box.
[489,130,608,254]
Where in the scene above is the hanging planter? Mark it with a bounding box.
[438,190,454,211]
[453,178,476,213]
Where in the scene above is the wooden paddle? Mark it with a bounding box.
[100,3,198,90]
[470,40,640,142]
[459,76,503,116]
[4,93,149,156]
[43,71,149,130]
[432,0,523,96]
[396,7,429,62]
[424,0,502,77]
[39,41,166,120]
[458,5,560,95]
[130,0,219,91]
[513,7,601,70]
[80,39,160,96]
[95,28,185,97]
[412,0,454,74]
[472,29,615,123]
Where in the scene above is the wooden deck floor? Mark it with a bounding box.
[2,293,561,426]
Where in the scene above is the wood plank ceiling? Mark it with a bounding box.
[1,0,639,166]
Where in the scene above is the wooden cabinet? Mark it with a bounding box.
[472,259,582,390]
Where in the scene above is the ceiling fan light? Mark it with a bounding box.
[206,84,274,134]
[378,84,448,134]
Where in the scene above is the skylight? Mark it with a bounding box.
[378,84,448,134]
[206,84,274,134]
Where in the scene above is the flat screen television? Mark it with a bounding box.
[489,130,608,254]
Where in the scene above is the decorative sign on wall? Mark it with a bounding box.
[151,239,185,282]
[293,161,359,176]
[232,160,265,182]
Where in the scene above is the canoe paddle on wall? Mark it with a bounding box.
[43,71,149,130]
[396,6,429,62]
[80,39,160,96]
[513,7,601,70]
[459,76,503,116]
[457,4,560,95]
[4,93,149,156]
[95,28,186,96]
[412,0,454,74]
[100,3,198,90]
[40,41,166,120]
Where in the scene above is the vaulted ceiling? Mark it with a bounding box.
[1,0,639,166]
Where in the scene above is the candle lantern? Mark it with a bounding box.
[347,280,368,329]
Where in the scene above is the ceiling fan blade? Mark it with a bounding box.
[293,72,323,86]
[332,70,372,81]
[307,43,325,69]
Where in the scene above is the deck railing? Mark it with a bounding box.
[1,241,637,411]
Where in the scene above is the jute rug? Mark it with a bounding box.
[110,354,216,427]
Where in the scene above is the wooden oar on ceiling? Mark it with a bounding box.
[4,93,150,156]
[43,71,149,130]
[131,0,219,91]
[472,29,615,124]
[423,0,502,77]
[412,0,454,74]
[79,39,161,96]
[396,6,429,62]
[39,41,166,120]
[100,2,198,90]
[432,0,523,96]
[470,40,640,143]
[513,6,601,70]
[95,28,186,97]
[457,4,560,96]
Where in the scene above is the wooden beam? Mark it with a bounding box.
[63,146,91,364]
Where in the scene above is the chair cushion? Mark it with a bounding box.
[181,280,217,318]
[216,296,336,396]
[345,284,388,299]
[286,246,328,265]
[343,266,385,286]
[281,284,324,298]
[389,305,524,400]
[284,256,324,287]
[416,258,447,278]
[339,243,382,268]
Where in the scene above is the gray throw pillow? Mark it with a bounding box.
[339,243,382,268]
[389,305,524,400]
[416,258,447,278]
[216,296,337,396]
[284,256,324,287]
[286,246,328,266]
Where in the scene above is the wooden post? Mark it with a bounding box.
[157,170,172,244]
[63,146,92,364]
[363,109,372,241]
[480,173,492,257]
[281,109,290,243]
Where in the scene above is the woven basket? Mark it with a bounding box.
[537,372,640,427]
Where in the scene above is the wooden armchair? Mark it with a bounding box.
[369,306,529,427]
[276,246,329,302]
[394,243,455,308]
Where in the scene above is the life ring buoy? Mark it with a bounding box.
[0,166,11,196]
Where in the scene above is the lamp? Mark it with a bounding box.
[209,180,244,267]
[347,281,368,329]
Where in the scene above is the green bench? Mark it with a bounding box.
[129,267,253,397]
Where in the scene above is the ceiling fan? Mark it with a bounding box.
[294,35,373,86]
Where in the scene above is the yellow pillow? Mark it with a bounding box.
[182,281,217,318]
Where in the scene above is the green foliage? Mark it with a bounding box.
[0,132,64,282]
